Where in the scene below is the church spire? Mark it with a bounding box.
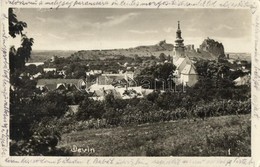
[175,21,184,48]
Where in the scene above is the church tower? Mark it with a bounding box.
[173,21,185,63]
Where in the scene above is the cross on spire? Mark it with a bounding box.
[178,21,180,29]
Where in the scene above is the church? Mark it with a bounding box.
[172,21,198,87]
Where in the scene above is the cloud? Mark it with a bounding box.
[104,12,139,27]
[48,33,65,40]
[81,33,95,36]
[186,28,197,32]
[36,17,46,23]
[30,32,43,37]
[163,27,174,33]
[73,32,95,37]
[106,16,115,20]
[82,12,139,29]
[129,29,158,34]
[213,25,233,31]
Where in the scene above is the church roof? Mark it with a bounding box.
[181,64,197,75]
[174,54,198,75]
[175,57,186,68]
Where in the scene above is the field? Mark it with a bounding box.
[58,114,250,156]
[29,50,76,62]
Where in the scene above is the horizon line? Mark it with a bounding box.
[31,49,251,54]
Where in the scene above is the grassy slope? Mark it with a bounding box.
[29,43,251,63]
[58,114,250,156]
[186,50,217,60]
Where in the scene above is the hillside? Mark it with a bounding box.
[73,41,174,59]
[69,39,224,61]
[29,50,76,62]
[28,39,250,63]
[186,50,217,61]
[58,114,250,156]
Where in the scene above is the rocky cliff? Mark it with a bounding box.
[199,38,225,58]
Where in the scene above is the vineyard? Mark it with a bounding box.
[51,98,250,134]
[58,114,251,156]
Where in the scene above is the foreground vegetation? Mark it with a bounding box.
[59,114,251,156]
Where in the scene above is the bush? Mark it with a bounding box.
[76,98,105,120]
[10,133,72,156]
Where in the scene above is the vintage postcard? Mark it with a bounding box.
[0,0,260,166]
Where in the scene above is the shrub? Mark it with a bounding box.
[76,98,105,120]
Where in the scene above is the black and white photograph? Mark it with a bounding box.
[7,7,252,157]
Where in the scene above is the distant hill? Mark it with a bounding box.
[29,50,76,62]
[135,40,174,52]
[72,40,174,60]
[28,39,250,63]
[227,52,251,62]
[185,50,218,61]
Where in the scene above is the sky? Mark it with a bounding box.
[11,8,252,52]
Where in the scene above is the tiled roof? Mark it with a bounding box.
[175,55,197,75]
[234,75,250,86]
[88,84,115,92]
[37,79,83,91]
[37,79,81,85]
[97,74,130,85]
[44,84,57,91]
[68,105,79,114]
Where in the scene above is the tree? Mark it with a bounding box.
[17,35,34,65]
[167,55,172,62]
[150,55,156,60]
[195,60,232,89]
[136,63,176,90]
[9,8,34,72]
[153,63,175,80]
[76,98,105,120]
[9,8,27,38]
[159,53,167,62]
[134,54,142,63]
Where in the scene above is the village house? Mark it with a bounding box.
[65,105,80,116]
[233,74,250,86]
[36,79,85,91]
[25,62,44,66]
[86,72,144,100]
[116,86,143,99]
[30,72,42,80]
[96,73,134,85]
[86,70,103,76]
[57,70,66,76]
[227,59,235,64]
[43,67,57,73]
